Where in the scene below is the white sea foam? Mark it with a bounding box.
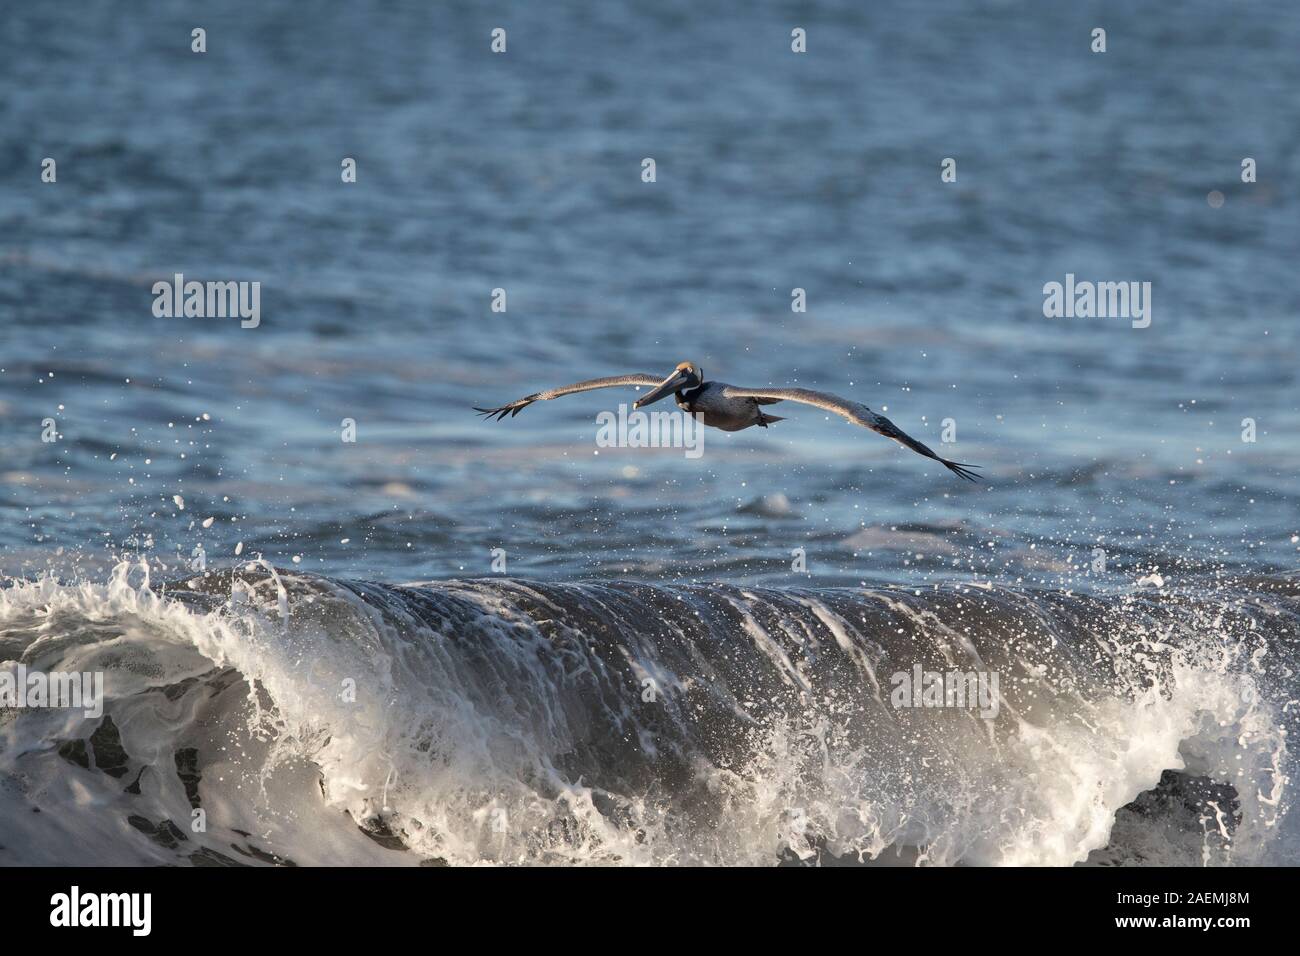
[0,562,1294,866]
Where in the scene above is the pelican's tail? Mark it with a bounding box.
[758,413,785,427]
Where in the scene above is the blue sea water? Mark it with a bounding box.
[1,0,1299,869]
[2,0,1298,586]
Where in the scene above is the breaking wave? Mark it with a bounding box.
[1,561,1297,866]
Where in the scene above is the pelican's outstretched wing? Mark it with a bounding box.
[721,385,982,482]
[474,374,661,420]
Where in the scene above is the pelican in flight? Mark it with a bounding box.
[475,361,981,481]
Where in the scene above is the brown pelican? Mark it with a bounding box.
[474,361,981,481]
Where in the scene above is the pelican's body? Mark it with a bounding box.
[671,380,785,431]
[475,361,982,481]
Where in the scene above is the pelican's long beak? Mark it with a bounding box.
[635,369,691,409]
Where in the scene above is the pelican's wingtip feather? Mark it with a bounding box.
[943,460,982,482]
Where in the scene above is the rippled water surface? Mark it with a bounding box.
[2,0,1297,587]
[2,0,1299,869]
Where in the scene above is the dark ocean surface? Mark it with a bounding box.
[1,1,1298,865]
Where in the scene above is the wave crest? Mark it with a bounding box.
[1,562,1296,866]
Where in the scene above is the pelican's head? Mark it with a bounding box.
[635,361,703,408]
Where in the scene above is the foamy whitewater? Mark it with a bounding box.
[3,0,1300,868]
[2,561,1295,866]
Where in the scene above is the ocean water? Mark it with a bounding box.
[1,0,1298,865]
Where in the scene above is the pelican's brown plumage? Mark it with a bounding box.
[474,374,661,420]
[475,361,982,481]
